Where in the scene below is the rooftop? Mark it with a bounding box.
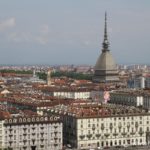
[49,102,149,119]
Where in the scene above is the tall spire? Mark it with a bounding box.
[102,12,109,52]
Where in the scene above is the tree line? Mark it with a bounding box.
[0,69,92,80]
[0,69,32,74]
[37,71,92,81]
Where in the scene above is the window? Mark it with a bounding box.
[119,140,121,145]
[123,140,125,144]
[14,135,16,140]
[119,128,121,132]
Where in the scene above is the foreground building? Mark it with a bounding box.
[0,115,62,150]
[93,13,119,83]
[49,103,150,149]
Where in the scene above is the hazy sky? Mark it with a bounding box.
[0,0,150,65]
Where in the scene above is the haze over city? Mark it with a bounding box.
[0,0,150,65]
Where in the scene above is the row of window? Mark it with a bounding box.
[5,116,60,124]
[80,116,145,124]
[79,138,143,148]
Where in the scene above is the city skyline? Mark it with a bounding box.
[0,0,150,65]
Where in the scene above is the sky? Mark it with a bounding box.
[0,0,150,65]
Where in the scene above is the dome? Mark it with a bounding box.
[94,51,117,71]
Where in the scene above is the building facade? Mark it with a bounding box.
[110,90,150,110]
[49,103,150,149]
[0,115,62,150]
[110,90,143,107]
[53,91,90,99]
[128,75,150,89]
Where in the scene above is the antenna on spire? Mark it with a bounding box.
[102,12,109,52]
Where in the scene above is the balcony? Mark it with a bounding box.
[54,137,58,140]
[54,131,58,135]
[23,139,27,145]
[122,132,127,136]
[32,127,35,130]
[23,146,27,150]
[54,126,58,129]
[109,125,113,130]
[23,133,27,136]
[104,133,110,138]
[23,127,27,130]
[127,124,130,128]
[118,124,122,129]
[40,145,44,148]
[92,126,96,130]
[32,133,36,136]
[9,128,13,131]
[95,134,101,138]
[86,134,92,139]
[135,122,138,128]
[130,132,136,135]
[79,135,85,140]
[101,125,105,130]
[54,143,58,147]
[139,131,144,136]
[9,134,13,137]
[113,133,118,137]
[9,141,13,145]
[40,131,44,134]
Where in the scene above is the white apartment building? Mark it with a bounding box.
[0,115,62,150]
[110,90,143,107]
[110,90,150,110]
[129,75,150,89]
[143,95,150,110]
[53,91,90,99]
[50,103,150,149]
[0,120,5,148]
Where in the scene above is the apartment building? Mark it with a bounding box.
[110,89,150,110]
[49,103,150,149]
[110,90,143,107]
[0,115,62,150]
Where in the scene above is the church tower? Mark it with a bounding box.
[47,69,51,86]
[93,13,119,83]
